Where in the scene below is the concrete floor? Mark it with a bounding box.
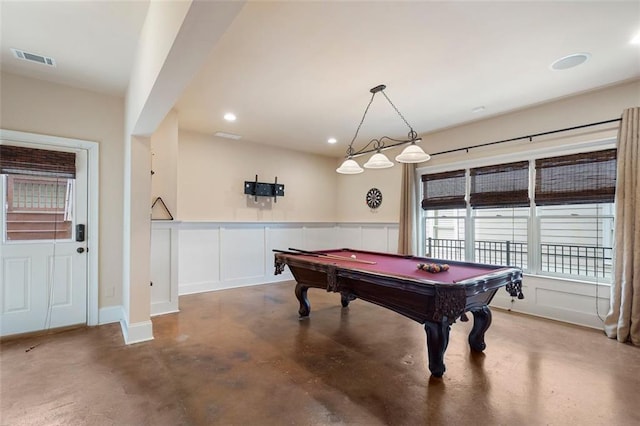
[1,281,639,426]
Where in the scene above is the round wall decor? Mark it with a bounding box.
[366,187,383,209]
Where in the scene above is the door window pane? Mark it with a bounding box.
[4,174,74,241]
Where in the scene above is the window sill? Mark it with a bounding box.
[522,271,611,286]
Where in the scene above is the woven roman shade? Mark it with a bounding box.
[0,145,75,178]
[421,169,466,210]
[470,161,530,208]
[535,149,616,206]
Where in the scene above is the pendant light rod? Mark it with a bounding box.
[349,136,425,159]
[337,84,430,174]
[344,84,420,158]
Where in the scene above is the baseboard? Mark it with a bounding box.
[150,306,179,317]
[179,273,292,296]
[98,305,124,325]
[119,314,154,345]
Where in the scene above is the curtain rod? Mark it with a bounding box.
[430,117,622,157]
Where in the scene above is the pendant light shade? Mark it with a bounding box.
[395,142,431,163]
[336,158,364,174]
[364,152,394,169]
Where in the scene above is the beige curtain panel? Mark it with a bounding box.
[604,107,640,345]
[398,163,416,256]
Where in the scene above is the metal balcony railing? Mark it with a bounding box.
[426,237,465,261]
[540,243,612,278]
[426,238,527,268]
[475,240,527,269]
[426,238,612,279]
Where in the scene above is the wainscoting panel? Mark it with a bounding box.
[150,225,179,316]
[220,226,266,283]
[361,226,391,253]
[177,226,221,295]
[302,225,338,250]
[491,275,609,329]
[334,225,363,250]
[386,227,399,253]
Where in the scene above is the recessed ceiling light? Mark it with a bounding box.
[223,113,236,121]
[550,53,591,71]
[328,137,337,144]
[631,33,640,45]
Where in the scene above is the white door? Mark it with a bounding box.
[0,147,88,336]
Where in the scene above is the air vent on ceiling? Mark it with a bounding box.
[11,48,56,67]
[214,132,242,140]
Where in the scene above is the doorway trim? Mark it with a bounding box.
[0,129,99,326]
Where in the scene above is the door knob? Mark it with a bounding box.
[77,247,85,253]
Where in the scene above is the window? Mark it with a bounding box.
[470,161,530,269]
[425,208,466,260]
[420,148,616,282]
[535,149,616,280]
[473,207,529,269]
[4,175,74,241]
[422,170,466,260]
[1,145,75,241]
[538,204,613,278]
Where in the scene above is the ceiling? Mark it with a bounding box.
[0,1,150,95]
[2,1,639,158]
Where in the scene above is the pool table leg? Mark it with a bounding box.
[424,319,451,378]
[340,292,356,307]
[295,283,310,317]
[468,305,492,352]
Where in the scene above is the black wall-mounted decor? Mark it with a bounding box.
[151,197,174,220]
[244,175,285,202]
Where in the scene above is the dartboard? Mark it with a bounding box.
[366,188,383,209]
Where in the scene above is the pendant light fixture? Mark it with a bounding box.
[336,84,430,174]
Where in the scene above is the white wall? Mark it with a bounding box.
[0,72,125,311]
[178,130,338,222]
[336,162,403,223]
[151,110,179,219]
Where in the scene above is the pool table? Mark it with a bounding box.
[274,248,523,377]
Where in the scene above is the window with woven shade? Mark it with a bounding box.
[419,144,616,281]
[470,161,530,208]
[535,149,616,279]
[535,149,616,205]
[0,145,75,178]
[421,170,467,260]
[421,169,466,210]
